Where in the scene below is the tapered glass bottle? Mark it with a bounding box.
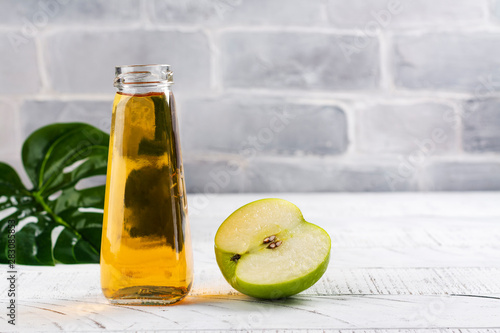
[100,64,193,305]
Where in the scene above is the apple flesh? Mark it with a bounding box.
[214,199,331,299]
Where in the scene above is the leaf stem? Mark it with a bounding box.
[31,192,83,241]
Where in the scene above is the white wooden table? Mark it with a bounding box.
[2,193,500,332]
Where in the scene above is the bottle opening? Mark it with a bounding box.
[114,64,173,88]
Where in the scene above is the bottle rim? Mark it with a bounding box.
[114,64,173,88]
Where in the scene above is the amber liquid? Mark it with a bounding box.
[101,91,193,305]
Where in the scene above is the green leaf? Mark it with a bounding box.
[49,186,105,215]
[0,123,109,265]
[0,163,26,195]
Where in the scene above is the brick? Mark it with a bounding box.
[327,0,485,28]
[0,32,40,94]
[462,99,500,153]
[148,0,324,26]
[422,161,500,191]
[357,102,457,155]
[183,156,246,194]
[0,0,139,26]
[180,98,348,156]
[221,32,380,90]
[393,33,500,92]
[243,157,418,192]
[44,30,211,94]
[20,100,112,139]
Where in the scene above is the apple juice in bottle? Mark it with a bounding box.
[100,65,193,305]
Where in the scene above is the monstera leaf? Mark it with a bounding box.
[0,123,109,265]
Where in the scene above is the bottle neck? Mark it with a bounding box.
[116,84,172,96]
[114,64,173,95]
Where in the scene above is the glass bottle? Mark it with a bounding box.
[100,64,193,305]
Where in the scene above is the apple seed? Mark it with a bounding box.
[231,254,241,262]
[264,235,283,249]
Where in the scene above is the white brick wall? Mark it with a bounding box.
[1,0,499,192]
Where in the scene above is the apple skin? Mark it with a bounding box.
[215,240,330,299]
[214,199,331,299]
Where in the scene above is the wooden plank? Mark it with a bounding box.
[6,330,498,333]
[3,294,500,332]
[75,331,500,333]
[188,215,500,268]
[194,266,500,296]
[329,247,500,268]
[9,265,500,300]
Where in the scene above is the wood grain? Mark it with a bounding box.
[8,266,500,300]
[5,294,500,331]
[1,193,499,332]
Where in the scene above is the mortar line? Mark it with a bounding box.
[379,30,394,92]
[484,0,495,26]
[319,0,330,27]
[139,0,150,29]
[341,102,358,157]
[5,91,500,104]
[206,29,221,93]
[454,100,465,154]
[34,34,51,95]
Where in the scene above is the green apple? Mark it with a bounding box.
[214,198,331,299]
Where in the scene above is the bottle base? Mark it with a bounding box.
[105,285,190,306]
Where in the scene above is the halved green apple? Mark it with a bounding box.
[214,198,331,299]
